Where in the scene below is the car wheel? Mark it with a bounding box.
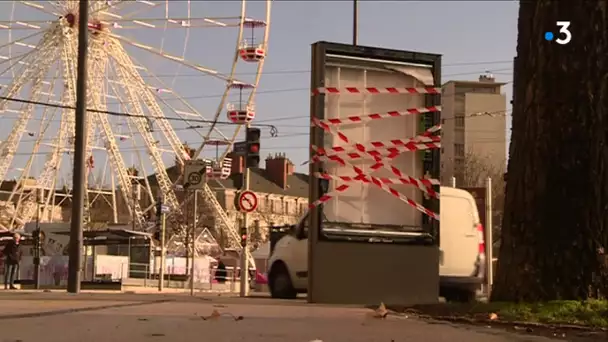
[269,263,297,299]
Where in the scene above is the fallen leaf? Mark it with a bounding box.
[200,309,244,321]
[367,302,388,319]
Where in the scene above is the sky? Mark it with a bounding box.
[260,1,517,172]
[0,0,518,185]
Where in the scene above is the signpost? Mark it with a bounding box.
[157,197,169,292]
[233,141,247,155]
[184,160,208,190]
[237,190,258,213]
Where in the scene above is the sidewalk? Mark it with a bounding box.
[0,292,562,342]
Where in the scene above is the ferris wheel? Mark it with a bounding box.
[0,1,271,262]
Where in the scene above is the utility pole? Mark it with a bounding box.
[239,126,259,297]
[353,0,358,46]
[68,0,89,294]
[485,177,493,297]
[33,191,41,290]
[132,183,136,232]
[239,167,250,297]
[190,190,197,296]
[158,205,166,292]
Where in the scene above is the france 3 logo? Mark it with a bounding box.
[544,21,571,45]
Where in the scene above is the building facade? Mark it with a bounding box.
[213,153,308,245]
[140,153,309,247]
[440,75,507,185]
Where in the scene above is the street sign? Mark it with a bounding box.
[160,205,170,214]
[238,190,258,213]
[183,160,208,190]
[233,141,247,155]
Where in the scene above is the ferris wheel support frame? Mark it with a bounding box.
[110,48,191,164]
[0,26,62,191]
[109,39,187,233]
[10,31,78,228]
[0,63,61,229]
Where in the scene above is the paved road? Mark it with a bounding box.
[0,292,579,342]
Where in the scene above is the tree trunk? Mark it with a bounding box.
[492,1,608,302]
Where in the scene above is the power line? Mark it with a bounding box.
[0,77,513,125]
[0,59,514,81]
[0,69,512,108]
[0,94,262,127]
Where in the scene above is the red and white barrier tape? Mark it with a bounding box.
[309,101,440,219]
[315,172,439,199]
[308,184,350,209]
[312,132,440,156]
[365,175,439,220]
[309,168,439,219]
[314,106,441,126]
[312,141,440,165]
[312,87,441,95]
[313,115,440,145]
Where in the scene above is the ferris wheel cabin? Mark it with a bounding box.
[227,82,256,124]
[205,157,232,180]
[239,18,267,62]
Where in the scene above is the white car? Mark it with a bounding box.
[267,186,486,302]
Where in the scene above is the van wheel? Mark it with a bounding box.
[269,263,297,299]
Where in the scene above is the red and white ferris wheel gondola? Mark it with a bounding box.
[239,18,267,62]
[226,81,256,124]
[206,157,233,180]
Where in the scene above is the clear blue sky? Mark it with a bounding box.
[0,1,517,182]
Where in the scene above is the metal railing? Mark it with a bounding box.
[122,262,251,293]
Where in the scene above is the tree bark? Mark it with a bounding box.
[492,1,608,302]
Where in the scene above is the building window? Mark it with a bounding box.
[454,159,464,174]
[454,143,464,157]
[285,201,290,215]
[455,116,465,128]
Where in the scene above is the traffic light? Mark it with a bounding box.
[155,197,163,219]
[32,229,41,263]
[153,230,161,241]
[245,127,261,168]
[240,225,247,247]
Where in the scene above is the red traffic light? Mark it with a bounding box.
[249,144,259,153]
[241,234,247,240]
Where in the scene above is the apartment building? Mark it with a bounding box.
[440,74,507,185]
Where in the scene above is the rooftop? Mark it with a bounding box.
[146,164,309,198]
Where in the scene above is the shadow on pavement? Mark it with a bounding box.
[0,298,173,320]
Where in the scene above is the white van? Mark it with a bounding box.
[267,186,486,302]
